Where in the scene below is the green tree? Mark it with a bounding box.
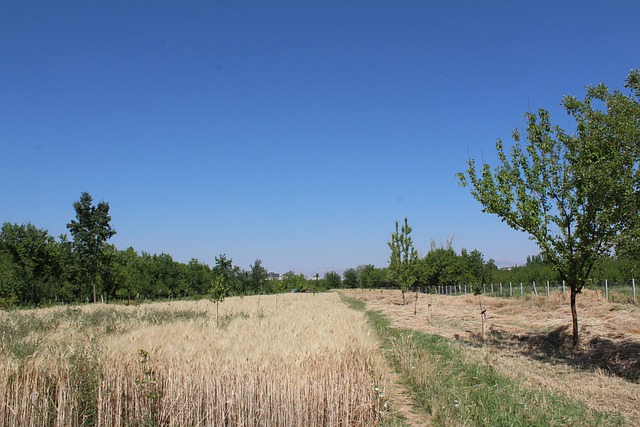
[50,234,77,302]
[209,272,230,326]
[210,254,237,324]
[183,258,212,296]
[356,264,377,289]
[418,238,465,291]
[67,192,116,303]
[149,253,180,298]
[99,243,119,302]
[459,249,494,286]
[112,247,140,303]
[135,252,156,299]
[0,222,56,305]
[323,271,342,289]
[211,254,238,294]
[281,271,308,292]
[249,259,268,295]
[458,70,640,346]
[388,217,418,303]
[342,268,358,288]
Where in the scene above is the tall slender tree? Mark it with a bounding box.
[67,192,116,303]
[388,217,418,304]
[458,70,640,346]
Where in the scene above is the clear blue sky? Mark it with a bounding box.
[1,1,639,276]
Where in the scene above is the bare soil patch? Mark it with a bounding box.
[343,289,640,424]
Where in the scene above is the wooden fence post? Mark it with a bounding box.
[633,278,636,304]
[499,282,503,295]
[509,282,513,298]
[520,282,523,297]
[605,279,609,302]
[546,280,550,297]
[532,281,538,296]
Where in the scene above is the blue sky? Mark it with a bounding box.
[1,1,639,276]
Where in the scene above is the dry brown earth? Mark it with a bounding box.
[342,288,640,425]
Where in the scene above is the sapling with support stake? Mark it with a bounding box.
[209,272,229,327]
[478,296,487,341]
[387,217,418,305]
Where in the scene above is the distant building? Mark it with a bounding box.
[267,272,282,281]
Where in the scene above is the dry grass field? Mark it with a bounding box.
[341,288,640,425]
[0,293,389,426]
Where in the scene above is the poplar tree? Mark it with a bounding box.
[458,69,640,346]
[388,217,418,304]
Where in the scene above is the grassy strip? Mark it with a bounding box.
[341,294,627,427]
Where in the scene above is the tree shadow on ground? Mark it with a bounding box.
[481,326,640,383]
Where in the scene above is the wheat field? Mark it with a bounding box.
[0,293,388,426]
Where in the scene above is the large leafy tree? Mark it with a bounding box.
[342,268,359,288]
[418,239,464,290]
[67,192,116,303]
[388,217,419,303]
[183,258,212,296]
[459,248,496,286]
[458,70,640,346]
[0,222,56,305]
[323,270,342,289]
[356,264,377,289]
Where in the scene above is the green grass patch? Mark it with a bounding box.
[0,306,211,363]
[341,294,628,427]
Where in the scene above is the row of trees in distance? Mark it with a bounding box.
[2,206,637,308]
[0,211,500,307]
[0,191,574,308]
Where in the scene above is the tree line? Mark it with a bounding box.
[0,217,325,307]
[0,191,549,308]
[2,193,636,309]
[0,212,497,307]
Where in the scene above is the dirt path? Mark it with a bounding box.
[344,289,640,425]
[381,362,431,427]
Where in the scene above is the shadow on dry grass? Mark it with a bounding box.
[481,326,640,383]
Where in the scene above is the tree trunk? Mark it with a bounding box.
[92,272,97,304]
[570,285,579,347]
[92,257,98,303]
